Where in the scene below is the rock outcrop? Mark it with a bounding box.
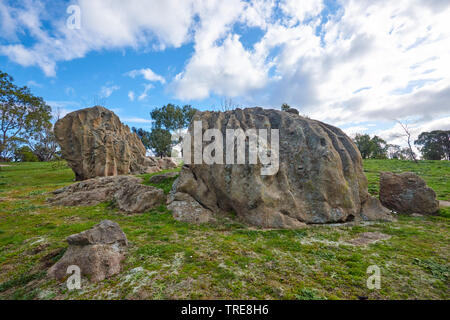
[48,176,165,213]
[54,106,158,180]
[48,220,127,282]
[169,107,392,228]
[380,171,439,214]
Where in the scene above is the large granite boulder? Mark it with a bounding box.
[48,176,166,213]
[48,220,128,282]
[380,171,439,215]
[169,107,392,228]
[54,106,158,180]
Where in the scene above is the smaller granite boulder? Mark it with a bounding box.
[380,171,439,215]
[48,220,127,282]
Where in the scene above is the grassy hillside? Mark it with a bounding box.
[0,160,448,300]
[364,159,450,201]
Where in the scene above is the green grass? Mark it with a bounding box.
[139,169,180,194]
[0,160,448,300]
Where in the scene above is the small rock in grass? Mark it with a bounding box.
[48,220,128,282]
[380,171,439,215]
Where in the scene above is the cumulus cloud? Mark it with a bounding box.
[126,68,165,84]
[1,0,449,141]
[343,125,369,137]
[173,34,268,100]
[138,84,154,101]
[0,1,18,40]
[100,84,120,98]
[0,0,197,76]
[128,91,135,101]
[26,80,42,88]
[279,0,324,24]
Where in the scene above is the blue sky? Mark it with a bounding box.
[0,0,449,147]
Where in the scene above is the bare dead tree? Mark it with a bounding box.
[78,95,107,109]
[219,97,240,112]
[28,107,62,162]
[92,95,107,107]
[52,106,62,122]
[394,119,418,163]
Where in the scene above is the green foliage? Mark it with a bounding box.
[294,288,325,300]
[0,270,46,293]
[353,134,388,159]
[147,104,198,157]
[150,103,197,132]
[386,144,416,160]
[281,103,291,111]
[148,128,172,158]
[415,130,450,160]
[0,70,52,160]
[413,258,449,281]
[14,146,39,162]
[29,123,59,161]
[132,127,151,150]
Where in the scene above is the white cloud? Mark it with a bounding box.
[173,34,268,100]
[128,91,135,101]
[279,0,324,24]
[46,100,82,119]
[65,86,75,96]
[26,80,42,88]
[0,0,198,76]
[1,0,449,138]
[138,84,154,101]
[100,84,120,98]
[343,125,369,137]
[77,0,195,48]
[0,1,18,40]
[240,0,276,29]
[126,68,165,84]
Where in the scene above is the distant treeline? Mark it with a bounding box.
[353,131,450,161]
[1,69,448,164]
